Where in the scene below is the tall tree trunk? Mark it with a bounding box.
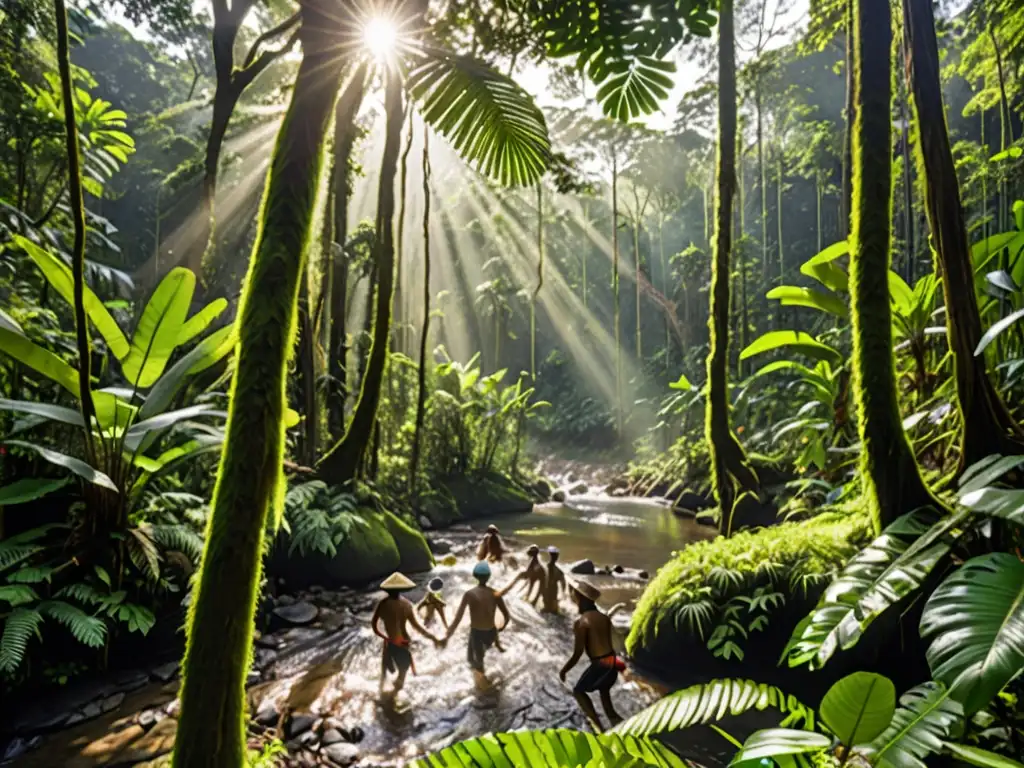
[409,127,432,498]
[841,0,854,238]
[54,0,96,440]
[173,6,346,765]
[633,219,642,360]
[757,83,768,280]
[659,214,670,372]
[327,65,368,437]
[848,0,937,535]
[903,0,1024,470]
[899,41,915,281]
[191,82,239,279]
[320,68,404,482]
[531,182,543,380]
[816,170,823,253]
[706,0,761,535]
[612,153,623,435]
[297,278,317,466]
[776,150,785,289]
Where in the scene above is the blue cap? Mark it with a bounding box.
[472,561,492,580]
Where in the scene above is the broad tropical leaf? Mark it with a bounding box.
[0,477,71,505]
[958,487,1024,526]
[177,298,228,346]
[407,52,550,187]
[739,331,842,365]
[975,308,1024,356]
[122,404,226,454]
[0,308,24,335]
[920,553,1024,714]
[729,729,830,766]
[766,286,847,317]
[596,56,676,122]
[958,455,1024,496]
[0,398,84,428]
[943,743,1024,767]
[15,235,130,359]
[784,509,963,669]
[138,325,235,421]
[4,440,117,491]
[0,327,80,394]
[613,678,814,736]
[862,682,963,768]
[819,672,895,746]
[121,268,195,388]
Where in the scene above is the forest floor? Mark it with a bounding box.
[3,527,743,768]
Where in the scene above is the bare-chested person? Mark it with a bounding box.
[559,579,626,730]
[446,561,511,687]
[416,577,449,630]
[541,546,567,614]
[499,544,546,607]
[371,572,443,696]
[476,524,506,564]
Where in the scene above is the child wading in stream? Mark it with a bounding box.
[498,544,546,607]
[540,545,566,614]
[446,561,511,688]
[559,579,626,731]
[371,572,444,697]
[416,577,449,630]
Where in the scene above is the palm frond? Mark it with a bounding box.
[407,51,550,188]
[596,56,676,122]
[613,678,815,737]
[861,682,963,768]
[0,607,44,672]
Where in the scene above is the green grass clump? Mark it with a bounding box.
[626,504,871,655]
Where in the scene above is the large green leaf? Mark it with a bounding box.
[0,477,71,505]
[407,52,550,187]
[784,509,963,670]
[613,678,814,736]
[920,553,1024,714]
[0,398,84,428]
[862,682,963,768]
[888,271,916,317]
[943,743,1024,767]
[0,327,80,394]
[740,331,842,365]
[121,268,195,388]
[177,298,228,346]
[14,235,130,359]
[958,487,1024,526]
[972,231,1024,274]
[975,308,1024,356]
[728,729,830,766]
[0,308,24,336]
[4,440,117,492]
[139,324,235,421]
[596,56,676,122]
[123,405,226,454]
[765,286,847,317]
[819,672,896,746]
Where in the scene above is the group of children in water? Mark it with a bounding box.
[370,525,626,730]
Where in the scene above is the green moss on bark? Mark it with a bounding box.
[848,0,938,534]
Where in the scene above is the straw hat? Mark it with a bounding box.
[380,572,416,591]
[569,578,601,602]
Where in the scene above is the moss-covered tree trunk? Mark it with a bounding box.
[409,127,431,498]
[327,64,368,438]
[172,5,346,765]
[903,0,1024,470]
[848,0,937,535]
[706,0,761,536]
[320,68,404,482]
[840,0,854,237]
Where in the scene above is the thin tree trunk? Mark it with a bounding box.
[409,127,431,498]
[55,0,96,448]
[190,84,238,278]
[757,84,768,279]
[849,0,937,535]
[816,171,823,253]
[660,215,670,372]
[841,0,854,238]
[776,151,785,290]
[900,40,915,281]
[327,65,368,437]
[612,153,622,435]
[706,0,761,535]
[173,6,346,764]
[633,219,642,360]
[531,182,543,380]
[904,0,1024,470]
[319,67,402,482]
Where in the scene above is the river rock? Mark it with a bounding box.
[567,481,588,495]
[321,728,344,746]
[345,726,365,743]
[428,538,452,555]
[276,594,296,607]
[638,570,650,579]
[604,477,630,495]
[551,490,567,503]
[287,713,316,738]
[570,559,595,575]
[102,692,126,712]
[255,699,279,727]
[150,662,179,683]
[529,478,553,502]
[273,601,318,625]
[675,491,713,511]
[612,565,624,574]
[418,515,434,530]
[165,698,180,718]
[324,742,360,766]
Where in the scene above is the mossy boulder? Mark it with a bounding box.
[271,508,433,589]
[440,471,533,519]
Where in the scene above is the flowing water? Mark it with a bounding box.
[11,494,718,767]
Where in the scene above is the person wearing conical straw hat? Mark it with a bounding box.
[540,546,566,615]
[559,578,626,730]
[446,561,511,688]
[416,577,449,630]
[498,544,546,607]
[371,572,443,696]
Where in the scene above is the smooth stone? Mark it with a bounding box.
[81,701,103,720]
[273,601,318,626]
[247,670,261,685]
[150,662,179,683]
[638,570,650,579]
[102,692,126,712]
[323,742,360,766]
[113,669,150,693]
[321,728,344,746]
[570,559,595,575]
[287,713,316,738]
[567,481,588,495]
[27,736,43,750]
[255,699,279,727]
[345,726,365,744]
[551,490,567,503]
[418,515,433,530]
[612,565,625,574]
[428,538,452,555]
[276,594,296,606]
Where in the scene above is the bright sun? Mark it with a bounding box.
[363,16,398,60]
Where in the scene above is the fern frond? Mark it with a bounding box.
[0,607,43,672]
[127,525,161,581]
[55,582,106,606]
[0,585,39,607]
[285,480,327,512]
[6,566,56,584]
[150,523,204,565]
[39,600,107,648]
